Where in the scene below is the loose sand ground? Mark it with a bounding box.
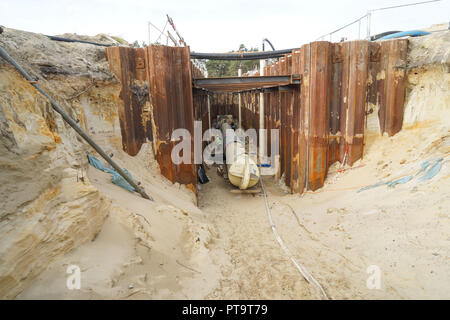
[18,119,449,299]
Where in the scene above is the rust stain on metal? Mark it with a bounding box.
[308,41,331,191]
[196,39,407,196]
[103,38,410,199]
[377,39,408,136]
[145,45,197,194]
[328,42,344,166]
[298,43,311,193]
[105,47,151,156]
[346,40,369,165]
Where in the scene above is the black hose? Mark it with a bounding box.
[190,48,299,60]
[0,45,153,201]
[46,35,113,47]
[46,34,295,61]
[262,38,276,51]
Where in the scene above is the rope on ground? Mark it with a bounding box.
[259,177,329,300]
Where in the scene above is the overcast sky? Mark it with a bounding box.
[1,0,448,52]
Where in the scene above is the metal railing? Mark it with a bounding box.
[147,15,207,76]
[315,0,442,42]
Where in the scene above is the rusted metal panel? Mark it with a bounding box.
[279,56,287,75]
[290,49,302,193]
[264,90,271,157]
[298,43,311,193]
[328,42,343,166]
[105,47,150,156]
[377,43,387,135]
[338,42,350,163]
[367,42,380,107]
[285,90,295,190]
[328,41,369,167]
[254,91,260,130]
[146,45,197,194]
[209,92,240,123]
[286,54,293,75]
[196,39,407,196]
[377,39,408,136]
[308,41,331,191]
[346,41,369,165]
[274,61,281,75]
[193,88,209,135]
[280,87,287,178]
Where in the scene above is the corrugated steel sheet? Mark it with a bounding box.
[105,47,151,156]
[105,39,408,199]
[377,39,408,136]
[145,45,197,195]
[346,40,369,165]
[307,41,331,191]
[204,39,408,195]
[106,45,198,199]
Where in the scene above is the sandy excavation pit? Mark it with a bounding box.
[0,26,449,300]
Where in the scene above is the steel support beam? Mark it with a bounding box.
[193,75,301,92]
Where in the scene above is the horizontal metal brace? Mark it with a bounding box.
[193,75,300,93]
[194,75,294,86]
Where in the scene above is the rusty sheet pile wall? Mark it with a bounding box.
[106,45,198,196]
[191,64,210,133]
[211,93,239,124]
[104,39,407,197]
[206,39,408,194]
[105,47,152,156]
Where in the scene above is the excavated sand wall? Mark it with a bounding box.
[404,64,450,127]
[0,28,125,298]
[365,31,450,152]
[403,31,450,127]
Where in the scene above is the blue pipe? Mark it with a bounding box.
[378,30,431,40]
